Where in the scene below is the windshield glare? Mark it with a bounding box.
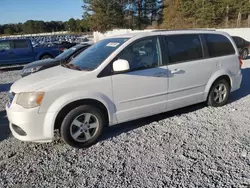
[56,46,78,59]
[69,38,129,70]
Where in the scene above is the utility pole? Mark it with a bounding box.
[138,0,142,29]
[225,5,229,28]
[236,9,242,28]
[248,0,250,27]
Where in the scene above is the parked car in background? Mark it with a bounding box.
[6,30,242,148]
[0,39,63,65]
[21,44,91,77]
[232,36,250,59]
[51,41,77,51]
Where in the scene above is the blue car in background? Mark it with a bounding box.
[0,39,64,65]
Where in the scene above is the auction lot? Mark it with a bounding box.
[0,60,250,187]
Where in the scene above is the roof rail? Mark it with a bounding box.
[151,28,216,32]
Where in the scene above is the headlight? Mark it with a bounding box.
[16,92,45,108]
[22,66,42,74]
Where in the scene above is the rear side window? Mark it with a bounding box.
[0,41,11,50]
[205,34,235,57]
[165,34,203,64]
[14,40,29,49]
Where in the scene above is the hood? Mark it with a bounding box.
[11,65,84,93]
[23,58,62,69]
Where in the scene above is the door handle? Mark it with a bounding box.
[170,69,182,74]
[153,72,166,77]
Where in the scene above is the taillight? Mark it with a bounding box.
[60,48,65,52]
[239,56,243,69]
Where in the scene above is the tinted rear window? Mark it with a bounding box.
[14,40,29,49]
[205,34,235,57]
[165,34,203,64]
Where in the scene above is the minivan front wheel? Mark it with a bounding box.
[207,79,230,107]
[61,105,105,148]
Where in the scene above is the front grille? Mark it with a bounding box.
[7,91,15,107]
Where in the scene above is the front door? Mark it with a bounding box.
[111,36,169,123]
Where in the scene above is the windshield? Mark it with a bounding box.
[55,46,79,59]
[68,38,129,70]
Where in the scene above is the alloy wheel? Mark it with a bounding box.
[70,113,99,142]
[213,84,227,103]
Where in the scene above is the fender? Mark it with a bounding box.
[42,91,117,139]
[203,69,232,100]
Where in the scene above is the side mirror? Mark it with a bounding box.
[0,49,6,53]
[113,59,130,72]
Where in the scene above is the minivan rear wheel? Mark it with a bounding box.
[60,105,105,148]
[207,79,230,107]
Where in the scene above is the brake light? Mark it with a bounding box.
[60,48,65,52]
[239,56,243,69]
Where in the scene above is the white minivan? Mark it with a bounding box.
[6,30,242,148]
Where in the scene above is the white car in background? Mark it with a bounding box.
[6,30,242,148]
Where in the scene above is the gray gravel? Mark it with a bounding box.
[1,62,250,188]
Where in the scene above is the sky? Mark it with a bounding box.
[0,0,83,24]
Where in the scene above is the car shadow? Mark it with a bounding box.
[0,111,10,141]
[230,67,250,102]
[0,83,12,92]
[100,103,205,142]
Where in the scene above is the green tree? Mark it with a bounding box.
[83,0,125,32]
[4,27,15,35]
[161,0,250,28]
[66,18,77,31]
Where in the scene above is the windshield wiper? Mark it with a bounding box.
[79,67,94,71]
[61,63,81,70]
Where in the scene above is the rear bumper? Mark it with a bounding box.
[231,72,242,92]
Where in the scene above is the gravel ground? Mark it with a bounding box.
[1,61,250,188]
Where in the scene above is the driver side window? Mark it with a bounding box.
[117,37,162,71]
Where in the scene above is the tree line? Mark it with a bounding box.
[82,0,163,32]
[1,0,249,35]
[161,0,250,29]
[83,0,250,30]
[0,18,90,35]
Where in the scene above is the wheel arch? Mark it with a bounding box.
[54,99,110,130]
[38,52,53,60]
[204,73,232,100]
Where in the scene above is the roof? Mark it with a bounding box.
[105,29,229,40]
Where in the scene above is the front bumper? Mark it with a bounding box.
[6,103,53,143]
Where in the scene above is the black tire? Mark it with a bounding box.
[242,49,249,60]
[40,54,53,60]
[60,105,105,148]
[207,79,230,107]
